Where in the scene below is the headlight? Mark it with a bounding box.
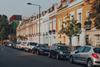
[59,51,63,55]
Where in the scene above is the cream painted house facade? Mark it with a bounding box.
[16,0,100,47]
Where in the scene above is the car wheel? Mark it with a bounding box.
[36,51,40,55]
[69,56,74,63]
[48,52,52,58]
[32,50,35,54]
[87,60,93,67]
[28,49,31,53]
[56,54,60,60]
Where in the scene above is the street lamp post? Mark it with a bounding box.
[27,3,41,44]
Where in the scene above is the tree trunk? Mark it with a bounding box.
[69,36,72,51]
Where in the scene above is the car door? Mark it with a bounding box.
[78,46,91,64]
[73,46,85,63]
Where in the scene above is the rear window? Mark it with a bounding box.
[94,48,100,53]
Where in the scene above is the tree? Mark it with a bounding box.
[0,15,9,43]
[11,20,19,34]
[59,16,81,50]
[90,0,100,29]
[9,20,20,42]
[17,35,27,41]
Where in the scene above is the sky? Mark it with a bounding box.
[0,0,59,18]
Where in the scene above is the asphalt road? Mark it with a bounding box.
[0,46,84,67]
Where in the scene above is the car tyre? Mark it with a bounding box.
[28,49,31,53]
[69,56,74,63]
[36,51,40,55]
[48,52,52,58]
[87,60,93,67]
[32,50,35,54]
[56,54,60,60]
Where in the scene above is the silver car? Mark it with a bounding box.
[69,45,100,67]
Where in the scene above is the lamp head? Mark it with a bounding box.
[27,3,32,5]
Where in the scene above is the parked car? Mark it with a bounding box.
[24,42,37,52]
[16,42,27,50]
[7,43,12,47]
[32,44,50,55]
[7,42,15,48]
[48,44,70,60]
[69,45,100,67]
[11,42,16,48]
[15,42,21,48]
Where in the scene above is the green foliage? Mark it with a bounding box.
[11,20,19,30]
[59,16,81,50]
[17,35,27,40]
[59,18,81,37]
[0,15,9,40]
[90,0,100,29]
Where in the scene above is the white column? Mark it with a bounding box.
[72,36,78,46]
[79,29,86,46]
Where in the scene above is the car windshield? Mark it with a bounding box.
[57,46,68,51]
[94,48,100,53]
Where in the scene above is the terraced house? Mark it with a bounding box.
[56,0,100,47]
[16,4,57,46]
[16,0,100,47]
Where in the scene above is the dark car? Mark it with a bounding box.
[32,44,50,55]
[10,42,16,48]
[48,44,70,60]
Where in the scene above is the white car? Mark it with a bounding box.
[16,42,27,50]
[24,42,37,52]
[16,42,21,48]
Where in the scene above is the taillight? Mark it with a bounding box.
[91,53,99,59]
